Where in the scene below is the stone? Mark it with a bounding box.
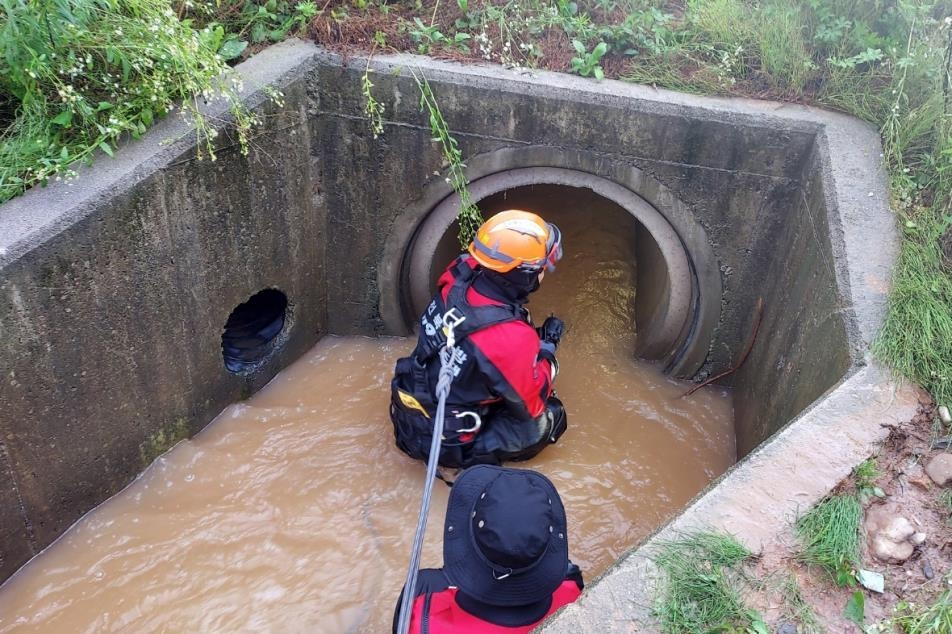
[909,474,933,491]
[910,532,927,546]
[882,516,915,543]
[925,453,952,486]
[776,622,798,634]
[866,505,918,564]
[872,535,914,563]
[939,405,952,425]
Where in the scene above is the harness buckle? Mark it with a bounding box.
[441,308,466,348]
[453,410,482,434]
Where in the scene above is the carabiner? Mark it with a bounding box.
[453,410,482,434]
[441,308,466,348]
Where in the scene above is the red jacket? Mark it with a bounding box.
[417,256,555,420]
[396,568,583,633]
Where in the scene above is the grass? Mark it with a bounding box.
[940,489,952,526]
[874,206,952,410]
[0,0,258,204]
[651,531,766,634]
[795,494,863,586]
[779,576,826,634]
[889,590,952,633]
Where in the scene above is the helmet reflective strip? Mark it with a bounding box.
[472,238,516,263]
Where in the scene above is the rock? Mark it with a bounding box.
[910,531,927,546]
[925,453,952,486]
[776,622,798,634]
[940,405,951,424]
[882,516,915,542]
[866,506,918,564]
[872,535,914,563]
[924,561,935,579]
[909,474,933,491]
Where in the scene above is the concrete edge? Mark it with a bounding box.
[538,362,921,632]
[358,51,892,362]
[0,38,323,268]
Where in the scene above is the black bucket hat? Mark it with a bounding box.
[442,465,569,607]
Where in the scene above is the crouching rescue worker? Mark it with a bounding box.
[392,465,584,633]
[390,209,568,468]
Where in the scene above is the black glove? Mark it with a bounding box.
[536,315,565,347]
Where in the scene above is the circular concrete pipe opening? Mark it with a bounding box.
[399,167,717,377]
[221,288,289,374]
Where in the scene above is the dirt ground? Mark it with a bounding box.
[750,399,952,632]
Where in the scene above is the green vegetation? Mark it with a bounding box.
[651,531,768,634]
[853,458,887,503]
[795,494,863,586]
[411,70,483,246]
[886,590,952,633]
[940,488,952,525]
[0,0,262,204]
[779,576,825,634]
[139,416,191,465]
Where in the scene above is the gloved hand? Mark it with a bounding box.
[536,315,565,347]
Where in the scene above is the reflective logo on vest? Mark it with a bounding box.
[397,390,430,418]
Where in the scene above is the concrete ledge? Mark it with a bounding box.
[539,363,919,632]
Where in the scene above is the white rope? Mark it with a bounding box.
[396,317,464,634]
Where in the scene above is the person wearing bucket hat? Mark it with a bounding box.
[393,465,584,633]
[389,210,569,469]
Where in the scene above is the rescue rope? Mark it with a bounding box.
[396,317,465,634]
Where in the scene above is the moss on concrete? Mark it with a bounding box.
[139,418,191,467]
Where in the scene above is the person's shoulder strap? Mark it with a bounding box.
[444,264,519,341]
[393,569,452,634]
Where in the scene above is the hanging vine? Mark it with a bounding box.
[360,50,482,248]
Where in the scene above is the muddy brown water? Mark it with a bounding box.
[0,201,735,633]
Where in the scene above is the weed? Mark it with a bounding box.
[939,489,952,526]
[651,531,766,634]
[412,71,482,246]
[570,40,608,80]
[795,494,862,586]
[409,16,471,54]
[779,576,826,634]
[0,0,257,204]
[182,0,318,45]
[887,590,952,633]
[853,458,886,504]
[874,203,952,409]
[756,1,814,94]
[361,66,385,139]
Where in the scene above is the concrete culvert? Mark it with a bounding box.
[0,44,924,631]
[400,167,721,379]
[221,288,289,373]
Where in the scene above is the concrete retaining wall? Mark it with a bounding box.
[0,40,894,586]
[0,43,325,579]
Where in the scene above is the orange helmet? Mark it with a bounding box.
[468,210,563,274]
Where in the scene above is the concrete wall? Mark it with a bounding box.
[732,144,853,455]
[0,41,886,581]
[0,43,326,579]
